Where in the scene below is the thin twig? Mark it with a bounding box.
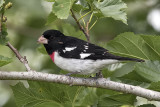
[70,9,90,42]
[80,12,86,26]
[78,11,91,22]
[6,42,32,72]
[89,12,94,24]
[89,19,97,30]
[0,71,160,101]
[86,22,89,38]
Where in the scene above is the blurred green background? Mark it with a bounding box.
[0,0,160,106]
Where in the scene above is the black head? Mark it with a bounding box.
[38,30,65,54]
[43,30,64,40]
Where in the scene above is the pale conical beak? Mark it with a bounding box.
[37,36,48,44]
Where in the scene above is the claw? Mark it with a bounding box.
[96,71,103,78]
[90,71,104,79]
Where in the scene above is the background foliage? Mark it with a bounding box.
[0,0,160,107]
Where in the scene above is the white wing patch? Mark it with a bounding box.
[84,45,89,49]
[80,53,91,59]
[63,47,77,53]
[83,50,86,52]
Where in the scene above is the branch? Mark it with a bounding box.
[6,42,32,72]
[70,9,90,42]
[0,71,160,101]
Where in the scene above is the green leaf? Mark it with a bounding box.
[135,61,160,82]
[94,0,127,24]
[121,71,150,83]
[0,0,5,8]
[98,94,136,107]
[96,88,136,107]
[148,81,160,92]
[109,94,136,105]
[0,55,12,67]
[44,0,55,2]
[0,35,8,45]
[45,12,57,25]
[141,35,160,57]
[106,32,160,60]
[11,81,97,107]
[11,82,69,107]
[33,102,61,107]
[72,4,84,12]
[61,23,86,40]
[111,77,150,88]
[0,23,8,45]
[52,0,75,19]
[138,104,156,107]
[111,62,136,77]
[37,45,48,55]
[75,88,98,106]
[96,88,120,97]
[79,0,88,8]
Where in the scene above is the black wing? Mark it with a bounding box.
[58,36,144,62]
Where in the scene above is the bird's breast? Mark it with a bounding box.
[49,52,55,62]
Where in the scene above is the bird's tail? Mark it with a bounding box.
[117,56,144,62]
[106,52,144,62]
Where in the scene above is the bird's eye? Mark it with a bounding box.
[50,36,54,40]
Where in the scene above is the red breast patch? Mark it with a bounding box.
[49,52,55,62]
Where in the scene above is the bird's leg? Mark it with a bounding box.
[90,70,104,79]
[65,72,80,76]
[96,70,103,78]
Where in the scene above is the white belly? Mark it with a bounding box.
[54,52,119,75]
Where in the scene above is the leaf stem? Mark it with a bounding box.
[89,19,97,31]
[80,12,86,26]
[77,11,91,22]
[89,12,94,24]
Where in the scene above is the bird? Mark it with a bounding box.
[37,30,144,77]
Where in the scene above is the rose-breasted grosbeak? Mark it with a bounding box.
[38,30,144,75]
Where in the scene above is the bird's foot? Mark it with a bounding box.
[96,72,103,78]
[90,71,104,79]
